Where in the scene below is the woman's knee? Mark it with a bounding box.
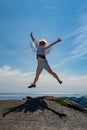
[47,68,53,74]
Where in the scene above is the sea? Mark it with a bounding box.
[0,92,87,100]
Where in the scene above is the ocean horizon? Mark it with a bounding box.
[0,92,87,100]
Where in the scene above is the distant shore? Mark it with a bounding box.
[0,92,87,100]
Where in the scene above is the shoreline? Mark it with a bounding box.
[0,92,87,100]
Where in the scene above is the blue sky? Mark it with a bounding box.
[0,0,87,94]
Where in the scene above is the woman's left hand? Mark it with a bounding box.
[57,38,62,42]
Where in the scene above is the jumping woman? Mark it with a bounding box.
[28,32,63,88]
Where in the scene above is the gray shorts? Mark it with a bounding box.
[37,59,51,72]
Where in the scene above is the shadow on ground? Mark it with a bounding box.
[2,97,67,119]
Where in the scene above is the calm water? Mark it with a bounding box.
[0,92,87,100]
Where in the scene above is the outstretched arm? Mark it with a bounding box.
[30,32,38,47]
[45,38,62,49]
[30,32,35,42]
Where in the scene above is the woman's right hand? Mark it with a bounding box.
[30,32,33,36]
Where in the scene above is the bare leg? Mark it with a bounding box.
[28,69,42,88]
[46,68,62,84]
[33,70,42,85]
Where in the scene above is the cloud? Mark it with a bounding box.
[53,12,87,69]
[61,74,87,93]
[71,14,87,55]
[0,65,87,93]
[49,10,87,93]
[0,65,35,92]
[0,65,35,78]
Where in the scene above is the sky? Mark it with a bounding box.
[0,0,87,94]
